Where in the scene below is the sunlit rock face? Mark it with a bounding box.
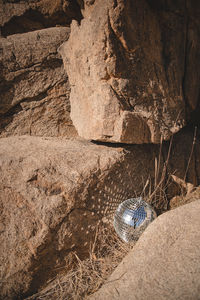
[0,1,82,138]
[60,0,200,144]
[0,27,77,138]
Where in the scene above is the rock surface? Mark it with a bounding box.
[0,0,82,36]
[0,129,200,299]
[0,27,77,137]
[0,136,125,298]
[170,186,200,209]
[90,199,200,300]
[60,0,200,144]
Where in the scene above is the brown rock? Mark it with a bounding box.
[0,129,200,298]
[0,0,82,36]
[0,27,77,138]
[0,136,125,298]
[90,199,200,300]
[59,0,200,144]
[170,186,200,209]
[0,0,30,29]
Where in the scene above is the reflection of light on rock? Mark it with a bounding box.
[114,197,157,243]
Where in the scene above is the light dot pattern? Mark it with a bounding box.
[79,148,168,235]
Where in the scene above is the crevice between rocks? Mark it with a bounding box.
[0,2,83,37]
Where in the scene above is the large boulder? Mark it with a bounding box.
[90,199,200,300]
[0,135,153,299]
[0,129,200,298]
[0,27,77,137]
[60,0,200,144]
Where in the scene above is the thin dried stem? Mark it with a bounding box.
[184,127,197,182]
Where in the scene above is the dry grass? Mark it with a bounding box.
[142,127,198,212]
[140,135,173,213]
[26,226,134,300]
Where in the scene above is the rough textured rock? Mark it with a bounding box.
[0,27,77,137]
[0,129,200,298]
[170,186,200,209]
[90,200,200,300]
[0,0,82,36]
[60,0,200,144]
[0,136,124,299]
[0,135,147,299]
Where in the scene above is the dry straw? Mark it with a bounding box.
[26,226,134,300]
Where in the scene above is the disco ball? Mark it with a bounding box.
[114,197,157,243]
